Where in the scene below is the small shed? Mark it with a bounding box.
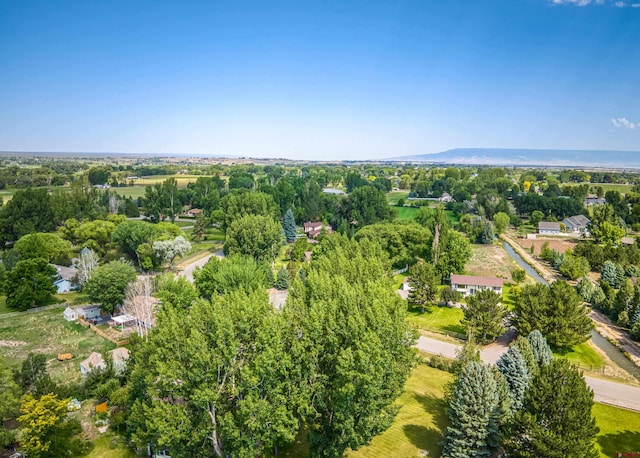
[63,306,78,322]
[77,304,101,320]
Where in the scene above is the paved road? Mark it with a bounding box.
[179,250,224,282]
[416,335,640,411]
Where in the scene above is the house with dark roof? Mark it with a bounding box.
[450,274,504,297]
[562,215,590,234]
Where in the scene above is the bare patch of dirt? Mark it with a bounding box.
[466,243,521,280]
[518,237,578,255]
[0,340,27,347]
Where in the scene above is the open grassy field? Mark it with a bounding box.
[406,307,465,336]
[0,308,114,382]
[518,236,578,255]
[394,206,419,220]
[466,242,525,281]
[386,190,410,205]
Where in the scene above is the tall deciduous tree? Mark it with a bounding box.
[73,248,99,286]
[284,236,416,457]
[13,233,71,264]
[503,359,599,458]
[408,261,440,312]
[84,260,137,313]
[5,259,57,311]
[18,393,79,458]
[153,236,191,268]
[193,255,271,298]
[0,188,55,244]
[513,282,593,348]
[224,214,283,262]
[461,289,507,344]
[128,290,299,457]
[493,212,510,235]
[283,208,297,243]
[442,362,502,458]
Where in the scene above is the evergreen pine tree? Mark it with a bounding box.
[275,266,290,290]
[511,336,538,377]
[496,347,530,411]
[283,208,297,243]
[503,359,599,458]
[442,362,501,458]
[527,330,553,367]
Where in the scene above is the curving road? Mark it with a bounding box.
[179,250,224,282]
[416,335,640,412]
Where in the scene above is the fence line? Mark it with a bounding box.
[77,317,128,347]
[0,302,68,318]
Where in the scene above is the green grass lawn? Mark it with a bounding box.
[444,210,459,224]
[593,403,640,457]
[553,341,605,372]
[54,291,91,305]
[394,206,419,220]
[0,296,10,314]
[386,190,410,205]
[406,306,465,337]
[0,308,114,382]
[502,284,516,310]
[85,435,136,458]
[347,364,452,458]
[111,186,147,200]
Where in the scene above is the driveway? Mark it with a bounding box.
[416,335,640,411]
[179,250,224,282]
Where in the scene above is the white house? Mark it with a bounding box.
[538,221,561,236]
[76,304,101,320]
[63,306,78,322]
[450,274,504,297]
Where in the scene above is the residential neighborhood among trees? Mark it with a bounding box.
[0,156,639,457]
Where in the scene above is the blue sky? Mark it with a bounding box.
[1,0,639,160]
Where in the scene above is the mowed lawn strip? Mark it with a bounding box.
[406,307,465,336]
[347,364,451,458]
[593,403,640,457]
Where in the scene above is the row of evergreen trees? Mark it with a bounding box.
[443,331,599,458]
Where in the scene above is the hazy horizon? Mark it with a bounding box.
[1,1,639,160]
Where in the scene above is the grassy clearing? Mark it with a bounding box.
[54,291,91,305]
[444,210,459,225]
[386,190,410,205]
[394,206,419,220]
[347,364,451,458]
[0,308,114,382]
[593,403,640,457]
[85,435,136,458]
[466,242,523,281]
[406,307,465,336]
[554,341,605,371]
[111,186,147,200]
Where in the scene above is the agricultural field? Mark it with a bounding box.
[517,236,578,255]
[0,307,115,382]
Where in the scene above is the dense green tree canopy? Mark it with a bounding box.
[84,260,137,313]
[0,188,55,243]
[224,214,283,262]
[5,259,57,311]
[462,289,507,344]
[512,281,593,348]
[193,255,271,299]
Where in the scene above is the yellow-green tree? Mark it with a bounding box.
[18,394,76,458]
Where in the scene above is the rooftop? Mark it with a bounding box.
[450,274,504,288]
[538,221,561,230]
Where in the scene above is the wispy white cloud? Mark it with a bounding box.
[614,1,626,7]
[611,117,640,129]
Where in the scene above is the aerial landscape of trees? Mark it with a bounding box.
[0,157,639,457]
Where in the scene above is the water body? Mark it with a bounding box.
[502,239,640,380]
[501,241,548,285]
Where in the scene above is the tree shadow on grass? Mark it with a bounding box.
[414,392,449,431]
[403,424,442,457]
[597,430,640,457]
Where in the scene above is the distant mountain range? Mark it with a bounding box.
[390,148,640,168]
